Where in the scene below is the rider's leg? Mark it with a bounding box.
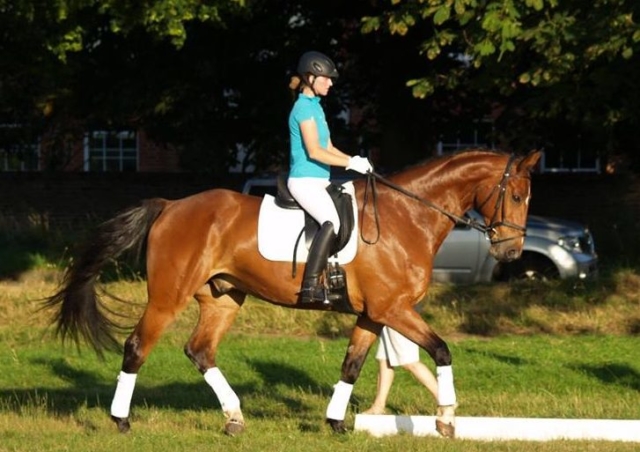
[287,177,341,303]
[300,221,336,302]
[286,177,341,234]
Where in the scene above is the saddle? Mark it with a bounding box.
[255,175,358,314]
[273,174,354,254]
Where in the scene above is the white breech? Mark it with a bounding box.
[287,177,340,234]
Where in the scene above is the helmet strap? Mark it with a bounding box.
[308,75,320,96]
[300,74,318,96]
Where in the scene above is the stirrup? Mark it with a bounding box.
[300,286,341,305]
[299,285,326,303]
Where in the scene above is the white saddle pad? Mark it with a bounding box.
[257,181,358,263]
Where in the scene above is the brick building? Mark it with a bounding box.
[1,126,181,172]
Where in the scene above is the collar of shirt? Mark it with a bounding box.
[299,93,320,104]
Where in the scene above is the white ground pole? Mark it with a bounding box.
[354,415,640,442]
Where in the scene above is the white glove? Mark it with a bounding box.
[347,156,373,174]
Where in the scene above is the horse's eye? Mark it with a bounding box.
[512,194,522,203]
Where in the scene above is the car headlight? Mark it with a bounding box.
[558,235,584,253]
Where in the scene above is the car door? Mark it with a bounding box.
[432,212,489,284]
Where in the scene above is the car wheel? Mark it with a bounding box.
[496,254,560,282]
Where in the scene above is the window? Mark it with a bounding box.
[0,143,40,171]
[0,124,40,171]
[84,131,138,172]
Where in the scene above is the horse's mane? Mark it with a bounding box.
[382,148,509,177]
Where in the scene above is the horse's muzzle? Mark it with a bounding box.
[490,244,523,262]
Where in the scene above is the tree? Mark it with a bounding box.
[0,0,246,59]
[362,0,639,98]
[0,0,368,173]
[361,0,640,165]
[4,0,640,173]
[0,0,247,170]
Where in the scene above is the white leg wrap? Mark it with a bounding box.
[110,371,138,418]
[325,380,354,421]
[437,365,457,406]
[204,367,241,412]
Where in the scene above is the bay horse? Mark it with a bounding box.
[44,149,541,438]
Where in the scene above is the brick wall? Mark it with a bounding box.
[0,172,244,228]
[138,131,181,172]
[1,171,638,259]
[528,173,640,259]
[37,129,182,172]
[528,173,625,223]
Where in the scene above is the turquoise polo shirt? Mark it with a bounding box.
[288,93,331,179]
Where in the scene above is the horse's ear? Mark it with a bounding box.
[517,150,542,173]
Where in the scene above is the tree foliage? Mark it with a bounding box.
[360,0,640,166]
[1,0,245,58]
[0,0,247,170]
[362,0,640,99]
[2,0,640,172]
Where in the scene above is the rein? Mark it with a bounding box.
[359,154,525,245]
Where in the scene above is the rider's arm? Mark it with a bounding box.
[300,119,350,167]
[326,139,351,159]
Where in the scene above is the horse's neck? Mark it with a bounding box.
[370,182,464,256]
[393,161,488,218]
[384,156,497,250]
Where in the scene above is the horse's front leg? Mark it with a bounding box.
[385,307,457,438]
[326,315,382,433]
[433,359,457,438]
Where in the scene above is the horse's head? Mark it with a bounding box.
[474,150,542,262]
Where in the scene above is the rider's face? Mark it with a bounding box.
[311,75,333,96]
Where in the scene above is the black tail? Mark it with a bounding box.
[42,198,167,357]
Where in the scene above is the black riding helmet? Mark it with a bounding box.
[297,51,339,79]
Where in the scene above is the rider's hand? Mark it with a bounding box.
[347,156,373,174]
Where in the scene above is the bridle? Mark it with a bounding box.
[473,153,528,244]
[361,154,527,245]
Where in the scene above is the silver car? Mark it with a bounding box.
[242,177,598,283]
[432,210,598,283]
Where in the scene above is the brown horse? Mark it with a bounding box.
[44,149,541,438]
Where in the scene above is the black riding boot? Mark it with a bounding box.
[300,221,337,303]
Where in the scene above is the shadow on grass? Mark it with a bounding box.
[459,346,532,366]
[244,359,320,415]
[0,356,335,424]
[571,363,640,392]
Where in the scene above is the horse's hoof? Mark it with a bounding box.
[435,419,455,438]
[326,418,348,434]
[224,418,245,436]
[111,415,131,433]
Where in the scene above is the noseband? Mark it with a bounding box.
[361,154,527,246]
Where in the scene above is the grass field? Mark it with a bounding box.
[1,277,640,451]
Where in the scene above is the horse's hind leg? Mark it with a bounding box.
[326,315,382,433]
[110,296,190,433]
[184,286,246,436]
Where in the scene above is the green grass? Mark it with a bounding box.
[0,276,640,452]
[1,324,640,451]
[1,277,640,451]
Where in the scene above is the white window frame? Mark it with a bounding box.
[84,130,139,172]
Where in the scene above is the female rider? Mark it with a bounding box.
[288,51,372,303]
